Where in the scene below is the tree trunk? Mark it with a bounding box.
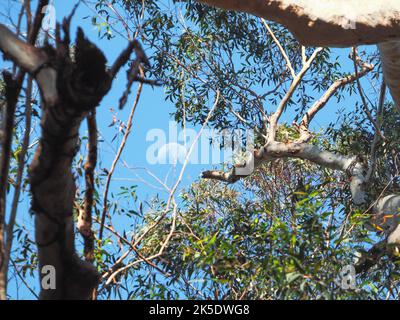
[0,16,141,297]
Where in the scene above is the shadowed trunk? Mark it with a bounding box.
[0,11,141,297]
[28,27,111,299]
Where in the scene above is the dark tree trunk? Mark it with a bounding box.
[0,10,142,297]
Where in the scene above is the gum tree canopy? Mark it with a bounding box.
[199,0,400,108]
[1,0,400,300]
[199,0,400,255]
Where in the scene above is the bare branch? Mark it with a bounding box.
[109,39,149,79]
[99,82,144,242]
[267,47,323,143]
[78,110,98,263]
[3,77,33,288]
[297,51,374,142]
[198,0,400,115]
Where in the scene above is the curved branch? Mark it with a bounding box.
[198,1,400,46]
[297,54,374,142]
[203,141,367,205]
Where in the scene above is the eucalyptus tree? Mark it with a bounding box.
[1,0,400,300]
[88,0,400,299]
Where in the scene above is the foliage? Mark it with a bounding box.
[135,159,399,299]
[3,0,400,300]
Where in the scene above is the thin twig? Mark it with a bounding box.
[0,71,19,300]
[352,47,386,140]
[366,82,386,182]
[78,110,98,262]
[10,258,39,299]
[4,77,33,280]
[261,18,295,78]
[297,53,374,142]
[98,81,143,241]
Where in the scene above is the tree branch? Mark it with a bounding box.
[267,47,322,143]
[198,0,400,46]
[261,18,295,78]
[198,0,400,115]
[296,51,374,143]
[0,72,19,300]
[78,111,98,264]
[203,141,367,205]
[3,77,33,293]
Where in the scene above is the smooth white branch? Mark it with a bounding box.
[203,141,368,205]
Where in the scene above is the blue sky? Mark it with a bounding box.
[1,0,379,299]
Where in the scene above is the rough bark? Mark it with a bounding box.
[28,27,111,300]
[0,16,141,298]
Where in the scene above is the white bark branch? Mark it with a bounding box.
[203,141,368,205]
[0,24,46,73]
[198,1,400,46]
